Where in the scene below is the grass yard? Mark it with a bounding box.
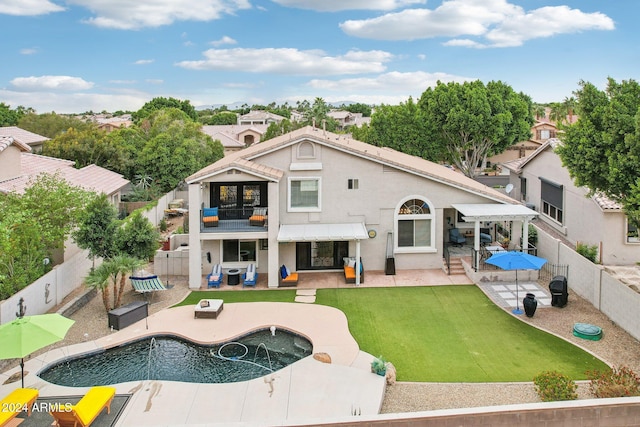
[178,286,608,382]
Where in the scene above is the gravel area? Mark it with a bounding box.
[5,271,640,414]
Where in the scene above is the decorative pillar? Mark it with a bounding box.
[188,183,202,289]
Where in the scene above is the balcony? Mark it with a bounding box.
[200,207,268,233]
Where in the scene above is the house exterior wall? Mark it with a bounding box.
[489,140,540,166]
[0,144,22,182]
[516,148,640,265]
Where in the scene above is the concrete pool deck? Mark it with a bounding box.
[0,302,386,426]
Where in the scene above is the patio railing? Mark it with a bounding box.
[200,208,268,233]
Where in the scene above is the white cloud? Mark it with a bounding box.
[0,0,64,16]
[10,76,94,92]
[135,59,155,65]
[210,36,238,46]
[176,48,393,75]
[307,71,473,93]
[145,79,164,84]
[20,48,38,55]
[271,0,425,12]
[339,0,614,47]
[0,89,149,114]
[67,0,251,30]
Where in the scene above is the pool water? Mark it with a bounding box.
[38,329,312,387]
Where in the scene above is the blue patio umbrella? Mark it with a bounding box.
[485,251,547,315]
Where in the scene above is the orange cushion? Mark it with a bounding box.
[249,215,266,221]
[202,216,219,223]
[344,267,355,279]
[283,273,298,282]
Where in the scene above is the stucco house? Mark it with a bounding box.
[200,124,268,154]
[237,110,286,126]
[0,126,50,153]
[487,120,559,169]
[503,139,639,265]
[184,126,537,288]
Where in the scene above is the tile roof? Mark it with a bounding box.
[592,193,622,211]
[0,135,31,153]
[201,124,268,148]
[0,126,49,146]
[188,126,516,204]
[0,153,129,195]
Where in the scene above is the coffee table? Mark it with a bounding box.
[194,299,224,319]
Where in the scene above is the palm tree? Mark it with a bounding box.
[109,255,146,309]
[563,96,576,123]
[549,102,567,125]
[533,104,546,120]
[85,262,112,312]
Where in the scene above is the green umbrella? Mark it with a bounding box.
[0,314,75,387]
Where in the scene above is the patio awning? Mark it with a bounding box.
[451,203,538,222]
[277,223,369,242]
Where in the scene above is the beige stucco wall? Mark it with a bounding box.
[0,144,23,182]
[517,148,640,265]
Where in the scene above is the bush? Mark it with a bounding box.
[533,371,578,402]
[159,218,168,232]
[576,242,598,263]
[587,366,640,398]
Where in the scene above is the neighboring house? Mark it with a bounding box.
[0,136,129,204]
[185,126,537,289]
[201,125,269,154]
[327,110,371,130]
[96,119,133,133]
[487,120,558,169]
[0,126,50,153]
[237,110,286,126]
[503,139,639,265]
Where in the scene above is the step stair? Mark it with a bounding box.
[445,257,466,275]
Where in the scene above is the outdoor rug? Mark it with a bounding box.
[12,394,130,427]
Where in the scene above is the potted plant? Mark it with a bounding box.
[371,355,387,376]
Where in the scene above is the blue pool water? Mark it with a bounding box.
[38,329,312,387]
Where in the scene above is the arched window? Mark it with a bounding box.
[395,197,436,252]
[297,141,315,158]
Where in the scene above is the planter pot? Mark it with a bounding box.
[162,240,170,251]
[523,293,538,317]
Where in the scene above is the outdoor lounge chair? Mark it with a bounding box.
[343,257,364,284]
[480,232,492,245]
[249,207,267,227]
[50,386,115,427]
[130,272,167,303]
[202,207,219,228]
[0,388,39,426]
[278,264,298,287]
[242,263,258,287]
[449,228,467,246]
[207,264,223,288]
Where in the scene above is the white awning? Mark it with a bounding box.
[451,203,538,221]
[277,223,369,242]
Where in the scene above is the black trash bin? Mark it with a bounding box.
[549,275,568,307]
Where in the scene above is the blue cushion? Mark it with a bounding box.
[203,207,218,217]
[280,265,287,279]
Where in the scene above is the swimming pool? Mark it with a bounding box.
[38,329,312,387]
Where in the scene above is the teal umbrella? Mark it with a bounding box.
[0,314,75,387]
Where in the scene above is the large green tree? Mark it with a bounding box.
[72,193,119,261]
[556,78,640,225]
[418,80,533,177]
[357,98,442,161]
[0,103,31,126]
[133,96,197,122]
[18,112,91,138]
[115,211,160,261]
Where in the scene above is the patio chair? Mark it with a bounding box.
[49,386,115,427]
[207,264,223,288]
[242,263,258,287]
[343,257,365,284]
[0,388,39,426]
[480,232,492,245]
[249,207,267,227]
[278,264,298,287]
[202,207,219,228]
[449,228,467,246]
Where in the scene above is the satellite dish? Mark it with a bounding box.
[505,183,514,194]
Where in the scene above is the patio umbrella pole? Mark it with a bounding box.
[20,358,24,388]
[513,270,523,315]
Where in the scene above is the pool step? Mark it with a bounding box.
[295,289,316,303]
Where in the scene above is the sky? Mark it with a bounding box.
[0,0,637,114]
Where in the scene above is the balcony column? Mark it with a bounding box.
[188,182,203,289]
[267,181,280,288]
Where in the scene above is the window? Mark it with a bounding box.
[540,178,563,224]
[348,179,359,189]
[288,177,321,211]
[395,197,435,252]
[627,218,639,243]
[520,177,527,201]
[222,240,257,263]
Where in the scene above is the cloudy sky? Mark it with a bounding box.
[0,0,633,113]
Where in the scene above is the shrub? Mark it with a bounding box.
[576,242,598,263]
[159,217,168,232]
[533,371,578,402]
[587,366,640,398]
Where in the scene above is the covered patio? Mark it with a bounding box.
[451,203,539,270]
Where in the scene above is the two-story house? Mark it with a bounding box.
[503,139,639,265]
[185,126,537,288]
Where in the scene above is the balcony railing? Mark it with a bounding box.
[201,208,268,233]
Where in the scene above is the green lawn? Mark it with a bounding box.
[179,286,608,382]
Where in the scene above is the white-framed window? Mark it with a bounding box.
[540,178,563,224]
[221,240,257,264]
[288,177,321,212]
[394,196,436,253]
